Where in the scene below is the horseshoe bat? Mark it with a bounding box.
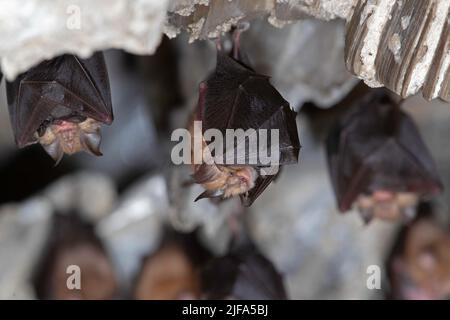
[33,214,117,300]
[201,245,287,300]
[388,206,450,300]
[326,91,442,223]
[190,29,300,206]
[6,52,113,164]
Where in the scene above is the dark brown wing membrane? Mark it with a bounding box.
[201,249,287,300]
[326,92,443,212]
[241,173,278,207]
[202,52,300,166]
[6,53,113,147]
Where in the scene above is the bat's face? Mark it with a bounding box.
[37,117,102,163]
[193,162,257,201]
[356,190,418,223]
[390,219,450,299]
[6,53,113,163]
[326,92,442,223]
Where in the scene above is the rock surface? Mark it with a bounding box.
[0,0,169,80]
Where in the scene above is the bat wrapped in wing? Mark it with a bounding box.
[326,91,442,223]
[6,52,113,163]
[201,246,287,300]
[190,30,300,206]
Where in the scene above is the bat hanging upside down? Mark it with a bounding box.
[5,52,113,164]
[326,92,443,223]
[189,26,300,206]
[389,212,450,300]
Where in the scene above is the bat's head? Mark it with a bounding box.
[50,243,117,299]
[134,244,200,300]
[193,164,257,201]
[356,190,418,223]
[37,117,103,164]
[391,219,450,299]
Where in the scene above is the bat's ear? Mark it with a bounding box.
[80,131,103,156]
[42,140,64,165]
[194,189,224,202]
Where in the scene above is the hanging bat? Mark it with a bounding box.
[6,52,113,164]
[388,208,450,300]
[133,243,201,300]
[326,91,443,223]
[201,245,287,300]
[190,28,300,206]
[133,231,210,300]
[33,214,117,300]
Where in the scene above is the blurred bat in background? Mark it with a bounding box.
[33,214,117,300]
[201,244,287,300]
[6,52,113,164]
[190,26,300,206]
[133,231,210,300]
[388,205,450,300]
[326,91,442,223]
[133,243,201,300]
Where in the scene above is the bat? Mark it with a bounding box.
[133,231,209,300]
[33,214,117,300]
[388,206,450,299]
[133,243,201,300]
[201,245,287,300]
[6,52,113,164]
[326,91,443,223]
[190,28,300,206]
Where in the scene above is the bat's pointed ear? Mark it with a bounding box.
[359,207,373,225]
[194,189,224,202]
[81,131,103,157]
[42,140,64,165]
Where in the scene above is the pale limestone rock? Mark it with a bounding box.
[242,19,358,109]
[0,0,169,80]
[346,0,450,101]
[0,198,53,299]
[96,175,168,288]
[43,171,117,223]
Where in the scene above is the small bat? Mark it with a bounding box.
[326,91,442,223]
[6,52,113,164]
[201,245,287,300]
[133,231,209,300]
[33,214,117,300]
[388,207,450,300]
[133,243,201,300]
[190,29,300,206]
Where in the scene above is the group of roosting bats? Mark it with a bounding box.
[0,28,443,224]
[2,27,450,299]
